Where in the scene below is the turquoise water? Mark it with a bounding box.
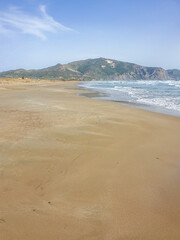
[79,80,180,117]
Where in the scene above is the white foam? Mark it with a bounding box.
[79,80,180,115]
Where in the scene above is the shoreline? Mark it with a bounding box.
[77,81,180,118]
[0,79,180,240]
[77,87,180,122]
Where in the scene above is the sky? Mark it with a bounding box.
[0,0,180,71]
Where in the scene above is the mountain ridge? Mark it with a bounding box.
[0,58,179,80]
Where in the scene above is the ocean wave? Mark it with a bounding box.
[79,80,180,116]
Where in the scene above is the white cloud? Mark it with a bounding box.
[0,5,73,40]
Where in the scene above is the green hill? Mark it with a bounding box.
[0,58,176,80]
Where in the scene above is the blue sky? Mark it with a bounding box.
[0,0,180,71]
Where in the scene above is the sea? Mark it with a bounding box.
[79,80,180,117]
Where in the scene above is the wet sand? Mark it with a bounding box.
[0,79,180,240]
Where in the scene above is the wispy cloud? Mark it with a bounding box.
[0,5,73,39]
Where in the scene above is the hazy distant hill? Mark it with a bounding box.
[167,69,180,80]
[0,58,178,80]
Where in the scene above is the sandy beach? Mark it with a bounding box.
[0,79,180,240]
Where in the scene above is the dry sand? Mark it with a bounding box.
[0,79,180,240]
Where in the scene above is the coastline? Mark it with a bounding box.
[0,79,180,240]
[78,81,180,118]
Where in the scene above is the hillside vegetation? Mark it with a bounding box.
[0,58,179,80]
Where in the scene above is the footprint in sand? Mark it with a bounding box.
[0,218,6,223]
